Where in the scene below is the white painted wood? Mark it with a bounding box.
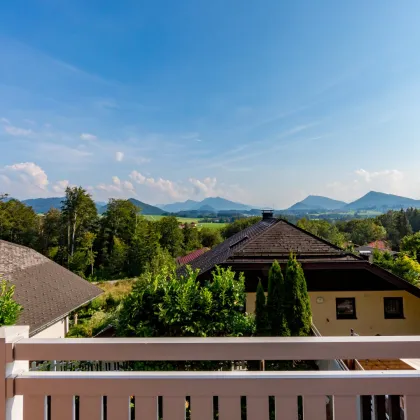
[135,396,157,420]
[219,397,241,420]
[247,396,269,420]
[13,371,420,398]
[333,396,358,420]
[51,396,73,420]
[303,396,326,420]
[107,396,129,420]
[14,336,420,362]
[23,396,44,420]
[0,326,29,420]
[79,396,102,420]
[191,396,213,420]
[163,397,185,420]
[274,396,298,420]
[404,396,420,420]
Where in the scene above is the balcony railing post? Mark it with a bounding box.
[0,326,29,420]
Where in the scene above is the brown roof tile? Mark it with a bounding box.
[232,220,355,259]
[0,240,102,335]
[176,218,278,277]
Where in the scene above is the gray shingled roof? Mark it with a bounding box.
[177,218,278,277]
[0,240,102,335]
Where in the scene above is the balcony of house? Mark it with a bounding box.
[2,326,420,420]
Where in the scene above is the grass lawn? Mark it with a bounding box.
[145,215,226,229]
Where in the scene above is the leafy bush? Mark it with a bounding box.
[0,279,22,326]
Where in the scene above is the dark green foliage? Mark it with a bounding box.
[336,219,386,245]
[267,260,289,336]
[373,250,420,286]
[182,223,201,253]
[118,266,254,338]
[199,227,222,248]
[157,216,184,257]
[0,279,22,326]
[297,218,345,247]
[400,232,420,261]
[0,199,38,247]
[255,280,269,336]
[284,254,312,336]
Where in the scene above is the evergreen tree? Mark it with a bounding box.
[395,210,412,241]
[284,254,312,336]
[255,280,269,336]
[267,260,288,336]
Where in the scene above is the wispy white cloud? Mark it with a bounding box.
[130,170,187,199]
[325,168,417,201]
[115,151,124,162]
[80,133,97,141]
[3,125,32,136]
[0,117,10,124]
[52,180,70,194]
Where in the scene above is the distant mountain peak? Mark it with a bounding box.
[287,195,347,211]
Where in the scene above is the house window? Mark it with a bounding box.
[336,298,356,319]
[384,297,404,319]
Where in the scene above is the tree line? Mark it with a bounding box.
[0,188,222,280]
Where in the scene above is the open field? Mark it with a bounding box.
[145,215,226,229]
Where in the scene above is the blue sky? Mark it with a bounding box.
[1,1,420,208]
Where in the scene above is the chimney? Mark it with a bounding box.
[262,209,274,220]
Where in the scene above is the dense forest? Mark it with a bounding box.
[0,188,222,280]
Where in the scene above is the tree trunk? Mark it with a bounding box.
[71,214,77,257]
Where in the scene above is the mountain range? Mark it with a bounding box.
[98,198,164,215]
[7,191,420,215]
[160,196,253,213]
[286,191,420,212]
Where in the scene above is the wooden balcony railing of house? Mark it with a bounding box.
[2,326,420,420]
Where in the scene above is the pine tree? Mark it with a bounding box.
[267,260,289,336]
[284,254,312,336]
[255,280,269,336]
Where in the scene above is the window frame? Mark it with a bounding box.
[384,297,404,319]
[336,297,357,320]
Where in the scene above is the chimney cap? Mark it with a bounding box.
[262,209,274,220]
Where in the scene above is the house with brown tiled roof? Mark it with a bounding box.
[177,211,420,336]
[0,240,102,337]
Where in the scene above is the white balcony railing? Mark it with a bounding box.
[2,326,420,419]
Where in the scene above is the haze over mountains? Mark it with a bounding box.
[6,191,420,215]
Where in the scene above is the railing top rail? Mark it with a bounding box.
[13,336,420,361]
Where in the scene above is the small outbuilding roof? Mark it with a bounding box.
[0,240,102,336]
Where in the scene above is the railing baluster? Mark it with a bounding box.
[333,396,357,420]
[23,396,45,420]
[274,396,298,420]
[135,396,158,420]
[247,396,269,420]
[107,396,130,420]
[303,396,326,420]
[191,396,213,420]
[51,396,73,420]
[79,396,102,420]
[219,397,241,420]
[163,396,185,420]
[404,396,420,420]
